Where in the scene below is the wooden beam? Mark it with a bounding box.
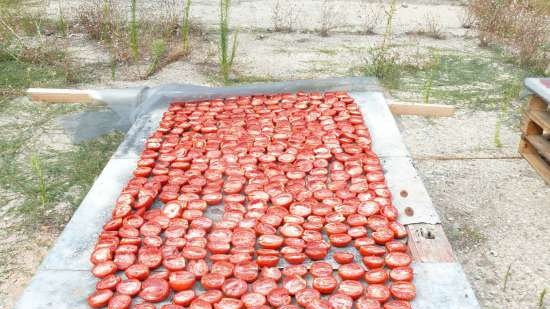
[27,88,93,103]
[407,223,455,263]
[389,102,456,117]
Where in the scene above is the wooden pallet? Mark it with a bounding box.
[518,95,550,184]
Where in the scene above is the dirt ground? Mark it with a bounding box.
[1,1,549,309]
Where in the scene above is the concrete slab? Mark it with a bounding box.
[39,158,137,271]
[351,91,411,158]
[13,270,94,309]
[412,262,480,309]
[113,111,163,159]
[381,156,440,225]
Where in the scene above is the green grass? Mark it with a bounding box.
[219,0,238,84]
[539,288,548,309]
[0,98,124,230]
[0,56,68,95]
[383,51,544,111]
[317,48,337,56]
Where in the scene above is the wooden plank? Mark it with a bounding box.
[528,95,549,111]
[389,102,455,117]
[407,223,455,263]
[519,138,550,184]
[526,109,550,131]
[525,135,550,161]
[27,88,93,103]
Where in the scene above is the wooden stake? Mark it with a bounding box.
[27,88,93,103]
[389,102,456,117]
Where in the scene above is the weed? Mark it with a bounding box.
[502,263,512,291]
[219,0,238,84]
[319,0,337,37]
[494,80,521,147]
[539,288,548,309]
[364,0,400,88]
[422,50,441,104]
[0,97,124,226]
[129,0,139,60]
[56,3,67,36]
[424,13,445,40]
[182,0,192,54]
[145,39,167,78]
[30,153,47,208]
[272,0,299,33]
[468,0,549,71]
[360,3,382,35]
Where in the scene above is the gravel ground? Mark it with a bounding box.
[399,112,550,309]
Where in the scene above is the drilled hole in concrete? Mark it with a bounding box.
[404,207,414,217]
[400,190,408,198]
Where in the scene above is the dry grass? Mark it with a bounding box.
[74,0,203,79]
[407,13,445,40]
[360,3,382,35]
[468,0,550,72]
[318,0,338,37]
[272,0,300,33]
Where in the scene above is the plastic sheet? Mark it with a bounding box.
[59,77,380,142]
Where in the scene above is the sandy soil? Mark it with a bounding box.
[2,1,549,309]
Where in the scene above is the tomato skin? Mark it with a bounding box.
[241,292,267,307]
[134,302,156,309]
[295,288,321,307]
[267,288,291,307]
[169,271,196,291]
[365,268,389,284]
[222,278,248,298]
[328,293,353,309]
[363,255,385,269]
[390,266,414,282]
[96,275,121,290]
[251,278,278,296]
[366,284,391,303]
[390,281,416,301]
[87,289,113,308]
[233,261,259,282]
[385,241,408,253]
[310,261,333,277]
[385,252,412,269]
[139,278,170,302]
[333,251,354,264]
[210,297,242,309]
[125,263,149,281]
[108,294,132,309]
[312,276,338,294]
[356,296,382,309]
[173,290,196,306]
[116,278,141,296]
[198,290,224,304]
[92,261,118,278]
[338,263,365,280]
[383,300,412,309]
[201,272,225,290]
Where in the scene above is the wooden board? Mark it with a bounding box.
[519,139,550,184]
[389,102,456,117]
[525,135,550,161]
[407,223,455,263]
[27,88,93,103]
[526,110,550,131]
